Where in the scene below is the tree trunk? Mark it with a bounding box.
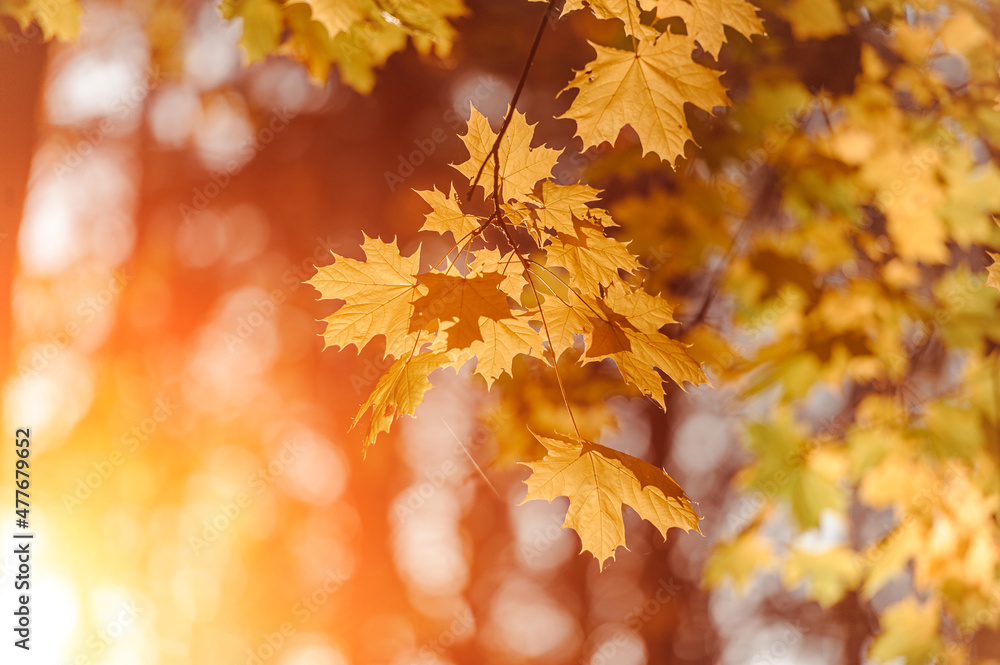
[0,22,48,383]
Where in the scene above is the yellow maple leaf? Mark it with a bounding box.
[559,0,658,38]
[547,0,763,52]
[35,0,81,40]
[532,285,594,359]
[545,225,642,293]
[601,283,678,332]
[282,0,460,91]
[704,530,775,591]
[464,313,544,386]
[885,186,948,264]
[222,0,285,62]
[452,105,561,201]
[671,0,765,56]
[3,0,81,40]
[521,431,701,569]
[583,290,707,406]
[281,2,338,81]
[862,521,922,599]
[987,252,1000,292]
[783,546,862,608]
[416,185,483,241]
[532,181,603,236]
[467,248,528,302]
[561,34,728,164]
[781,0,848,41]
[410,272,514,349]
[286,0,363,40]
[869,599,943,665]
[353,350,449,454]
[307,234,423,359]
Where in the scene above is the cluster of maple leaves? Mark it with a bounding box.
[309,0,764,567]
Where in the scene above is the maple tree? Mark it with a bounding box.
[7,0,1000,663]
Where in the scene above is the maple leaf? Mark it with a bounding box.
[353,350,449,454]
[501,200,535,229]
[704,531,775,591]
[602,284,678,332]
[671,0,765,56]
[780,0,848,41]
[465,313,544,386]
[587,324,707,406]
[467,248,529,301]
[561,34,728,164]
[545,225,642,294]
[987,252,1000,292]
[452,105,561,201]
[546,0,764,51]
[532,181,603,236]
[557,0,657,38]
[582,287,707,405]
[221,0,284,62]
[281,2,339,81]
[531,284,595,359]
[740,412,847,529]
[308,234,423,359]
[410,272,514,349]
[286,0,363,40]
[521,431,701,569]
[4,0,82,40]
[416,185,483,241]
[783,547,862,608]
[868,599,943,665]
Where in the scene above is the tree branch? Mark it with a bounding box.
[468,0,559,198]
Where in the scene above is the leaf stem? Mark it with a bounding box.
[495,218,583,441]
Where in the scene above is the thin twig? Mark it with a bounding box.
[441,418,501,498]
[468,0,559,197]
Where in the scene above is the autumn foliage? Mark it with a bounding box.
[6,0,1000,662]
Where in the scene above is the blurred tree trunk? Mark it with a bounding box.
[0,23,47,383]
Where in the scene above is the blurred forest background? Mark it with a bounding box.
[1,0,1000,664]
